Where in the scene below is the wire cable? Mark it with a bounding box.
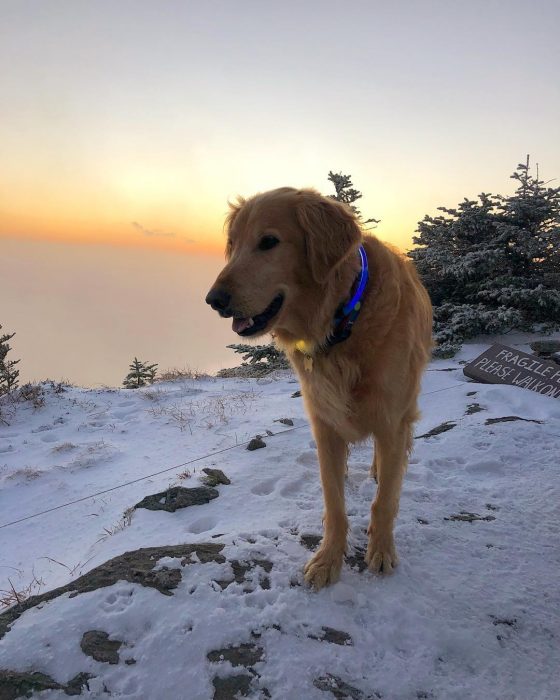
[0,381,469,530]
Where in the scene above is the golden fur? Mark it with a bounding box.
[207,187,433,589]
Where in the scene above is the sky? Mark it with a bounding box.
[1,0,559,384]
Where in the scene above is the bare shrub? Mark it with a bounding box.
[157,366,210,382]
[51,442,77,453]
[0,396,16,426]
[18,383,45,408]
[6,466,44,481]
[140,387,165,402]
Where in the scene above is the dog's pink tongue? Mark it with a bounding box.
[232,317,254,334]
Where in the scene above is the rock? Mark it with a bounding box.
[530,340,560,355]
[444,511,496,523]
[415,421,456,439]
[214,558,272,591]
[202,468,231,487]
[465,403,484,415]
[313,674,378,699]
[80,630,122,664]
[212,673,253,699]
[300,533,322,551]
[135,486,219,512]
[345,548,368,573]
[0,543,225,641]
[490,615,517,628]
[485,416,543,425]
[308,627,353,646]
[0,670,92,699]
[291,390,302,398]
[0,670,62,699]
[65,672,95,696]
[246,437,266,451]
[207,642,264,667]
[274,418,294,426]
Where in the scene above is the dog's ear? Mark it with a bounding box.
[296,189,362,283]
[224,196,246,259]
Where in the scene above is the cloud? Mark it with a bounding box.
[131,221,175,238]
[131,222,196,245]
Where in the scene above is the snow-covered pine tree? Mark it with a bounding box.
[123,357,158,388]
[327,171,380,228]
[227,343,290,370]
[0,325,20,396]
[408,157,560,357]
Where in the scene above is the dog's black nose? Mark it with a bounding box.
[205,287,232,315]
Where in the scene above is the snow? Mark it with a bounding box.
[1,335,559,699]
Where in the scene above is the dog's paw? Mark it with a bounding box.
[365,534,398,575]
[303,546,344,590]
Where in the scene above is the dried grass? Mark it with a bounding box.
[156,366,211,382]
[147,389,260,432]
[0,571,45,609]
[96,507,135,543]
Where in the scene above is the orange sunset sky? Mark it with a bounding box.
[1,0,559,385]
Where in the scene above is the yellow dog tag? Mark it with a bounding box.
[294,340,314,372]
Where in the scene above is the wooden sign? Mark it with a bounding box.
[463,343,560,399]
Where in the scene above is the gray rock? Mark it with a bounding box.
[485,415,543,425]
[274,418,294,426]
[202,468,231,487]
[212,673,253,699]
[214,559,272,591]
[246,437,266,451]
[207,642,264,667]
[415,421,456,439]
[0,543,225,641]
[530,340,560,355]
[0,670,92,699]
[135,486,219,512]
[313,674,380,699]
[300,534,322,551]
[308,627,353,646]
[80,630,122,664]
[444,511,496,523]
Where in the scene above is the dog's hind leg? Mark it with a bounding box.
[366,421,412,574]
[304,416,348,590]
[370,439,378,482]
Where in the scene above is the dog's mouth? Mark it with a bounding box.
[232,294,284,336]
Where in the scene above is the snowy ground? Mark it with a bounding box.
[1,335,559,699]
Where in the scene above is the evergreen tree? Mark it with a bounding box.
[0,325,20,396]
[327,171,380,228]
[408,157,560,357]
[226,343,290,371]
[123,357,158,388]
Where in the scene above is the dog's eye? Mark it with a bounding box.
[258,235,279,251]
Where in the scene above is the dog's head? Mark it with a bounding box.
[205,187,361,338]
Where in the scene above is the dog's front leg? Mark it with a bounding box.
[303,416,348,589]
[366,423,410,574]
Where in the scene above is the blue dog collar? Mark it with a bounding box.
[326,244,369,347]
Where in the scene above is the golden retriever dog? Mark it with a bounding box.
[206,187,432,589]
